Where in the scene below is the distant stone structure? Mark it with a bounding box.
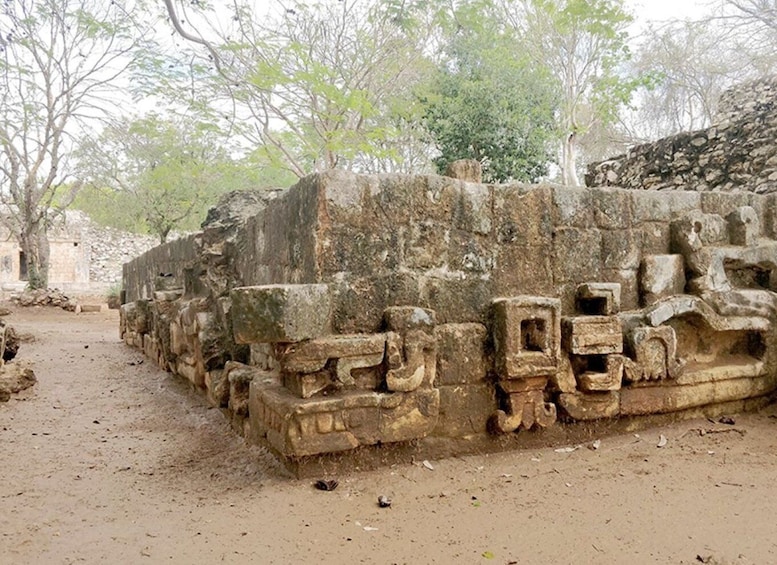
[121,78,777,473]
[0,210,157,293]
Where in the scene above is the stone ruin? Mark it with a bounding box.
[121,77,777,473]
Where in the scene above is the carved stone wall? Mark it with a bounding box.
[586,76,777,194]
[121,168,777,470]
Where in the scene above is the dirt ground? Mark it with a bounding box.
[2,306,777,564]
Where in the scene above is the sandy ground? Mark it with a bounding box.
[2,306,777,564]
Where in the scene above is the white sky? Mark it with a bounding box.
[627,0,715,24]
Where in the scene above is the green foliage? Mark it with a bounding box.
[75,114,287,241]
[418,3,558,182]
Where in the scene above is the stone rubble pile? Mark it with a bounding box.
[12,288,78,311]
[586,75,777,194]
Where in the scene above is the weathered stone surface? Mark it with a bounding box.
[562,316,623,355]
[623,326,683,382]
[383,306,436,333]
[444,159,482,183]
[728,206,760,246]
[435,323,488,385]
[434,384,496,437]
[492,296,561,379]
[639,255,686,306]
[0,361,36,402]
[385,330,436,392]
[558,391,620,420]
[576,282,621,315]
[231,284,331,344]
[620,374,777,415]
[491,389,557,433]
[576,355,624,392]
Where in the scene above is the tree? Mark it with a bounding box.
[418,2,558,182]
[160,0,433,177]
[0,0,152,288]
[503,0,639,185]
[76,114,274,243]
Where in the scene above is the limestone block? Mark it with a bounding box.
[550,354,577,394]
[280,333,386,375]
[155,274,179,291]
[378,388,440,443]
[591,187,632,229]
[231,284,331,344]
[552,228,602,283]
[282,371,333,399]
[601,229,640,270]
[601,269,639,312]
[434,384,496,437]
[576,283,621,315]
[435,323,488,385]
[623,326,683,382]
[576,355,624,392]
[385,330,437,392]
[497,376,548,394]
[558,391,620,420]
[444,159,482,183]
[227,363,261,417]
[491,390,557,433]
[551,186,594,228]
[620,374,777,415]
[639,255,686,306]
[727,206,760,246]
[154,290,183,302]
[492,296,561,379]
[383,306,436,333]
[205,369,230,408]
[562,316,623,355]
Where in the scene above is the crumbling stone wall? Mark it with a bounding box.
[121,170,777,470]
[586,76,777,194]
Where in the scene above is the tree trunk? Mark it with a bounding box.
[20,224,49,290]
[562,131,580,186]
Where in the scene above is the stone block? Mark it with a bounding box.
[576,355,623,392]
[385,330,437,392]
[434,384,496,438]
[454,183,493,235]
[205,369,229,408]
[619,374,776,416]
[562,316,623,355]
[444,159,482,182]
[419,275,493,324]
[280,333,387,375]
[640,222,671,255]
[632,190,700,222]
[491,390,557,432]
[494,244,554,298]
[700,191,752,218]
[384,306,436,333]
[601,229,640,270]
[282,371,333,399]
[601,269,640,311]
[727,206,760,246]
[558,391,620,420]
[551,186,594,228]
[591,187,632,229]
[623,325,683,382]
[379,388,440,443]
[576,282,621,315]
[435,323,489,385]
[491,296,561,379]
[639,254,686,306]
[552,228,602,283]
[231,284,331,344]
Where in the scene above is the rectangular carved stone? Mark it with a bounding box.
[562,316,623,355]
[435,323,488,385]
[639,255,685,306]
[434,384,495,437]
[280,333,387,374]
[624,326,682,382]
[231,284,331,344]
[576,282,621,315]
[620,374,777,415]
[492,296,560,379]
[577,355,624,392]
